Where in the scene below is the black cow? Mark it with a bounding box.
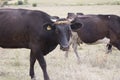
[71,14,120,52]
[0,9,80,80]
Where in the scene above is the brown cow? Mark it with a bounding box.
[65,13,119,63]
[71,14,120,52]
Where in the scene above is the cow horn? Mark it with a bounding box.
[51,18,58,22]
[50,16,59,22]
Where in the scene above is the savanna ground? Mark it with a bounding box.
[0,0,120,80]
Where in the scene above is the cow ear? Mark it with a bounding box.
[43,23,55,31]
[70,22,82,32]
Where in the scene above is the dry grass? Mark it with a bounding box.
[0,5,120,80]
[4,0,120,6]
[28,0,120,5]
[3,5,120,17]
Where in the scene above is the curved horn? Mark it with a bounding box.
[50,16,59,22]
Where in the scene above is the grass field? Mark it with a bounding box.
[0,4,120,80]
[3,0,120,6]
[29,0,120,5]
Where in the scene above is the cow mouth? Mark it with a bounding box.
[60,46,69,51]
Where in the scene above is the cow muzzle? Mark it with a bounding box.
[60,45,69,51]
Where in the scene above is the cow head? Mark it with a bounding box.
[43,18,81,51]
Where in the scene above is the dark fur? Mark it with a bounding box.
[0,9,73,80]
[72,14,120,50]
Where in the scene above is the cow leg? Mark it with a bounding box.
[65,39,72,58]
[30,44,49,80]
[30,51,36,80]
[36,53,50,80]
[106,43,112,54]
[72,43,80,63]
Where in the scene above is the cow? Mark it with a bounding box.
[65,31,82,63]
[70,14,120,53]
[0,9,80,80]
[65,13,120,62]
[65,13,83,63]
